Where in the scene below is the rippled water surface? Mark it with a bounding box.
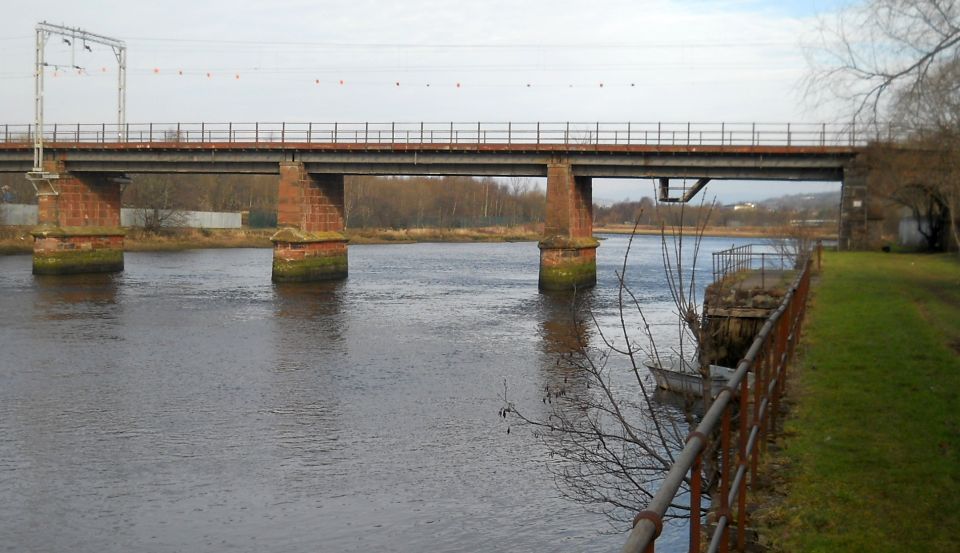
[0,236,749,552]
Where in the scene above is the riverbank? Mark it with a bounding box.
[755,252,960,552]
[345,225,541,244]
[0,226,543,254]
[0,227,275,255]
[0,224,818,254]
[593,224,837,240]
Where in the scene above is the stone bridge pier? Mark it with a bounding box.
[271,162,348,282]
[30,160,125,275]
[539,160,598,291]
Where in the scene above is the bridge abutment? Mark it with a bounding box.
[30,161,124,275]
[538,161,598,291]
[839,160,882,251]
[271,162,348,282]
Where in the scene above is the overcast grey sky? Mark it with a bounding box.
[0,0,853,203]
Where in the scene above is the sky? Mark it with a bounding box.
[0,0,856,203]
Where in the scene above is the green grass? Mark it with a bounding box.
[766,252,960,553]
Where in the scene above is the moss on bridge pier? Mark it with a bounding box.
[31,227,125,275]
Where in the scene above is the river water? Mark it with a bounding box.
[0,235,750,552]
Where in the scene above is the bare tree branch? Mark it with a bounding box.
[501,201,723,527]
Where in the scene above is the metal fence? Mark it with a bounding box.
[712,244,795,288]
[0,121,908,147]
[0,204,38,225]
[622,256,812,553]
[0,204,242,229]
[120,209,241,229]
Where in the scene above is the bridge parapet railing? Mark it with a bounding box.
[711,243,796,288]
[622,256,813,553]
[0,121,915,147]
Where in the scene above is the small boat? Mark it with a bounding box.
[643,357,743,398]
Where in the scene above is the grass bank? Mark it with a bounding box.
[0,223,835,252]
[346,225,540,244]
[758,252,960,552]
[0,227,277,254]
[125,228,274,251]
[0,227,32,254]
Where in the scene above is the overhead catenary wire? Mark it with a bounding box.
[9,33,803,89]
[124,36,797,50]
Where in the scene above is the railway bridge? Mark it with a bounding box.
[0,121,870,290]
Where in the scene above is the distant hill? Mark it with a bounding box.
[758,191,841,211]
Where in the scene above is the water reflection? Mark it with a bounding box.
[267,281,348,489]
[273,280,346,321]
[533,290,598,421]
[538,290,592,355]
[33,273,119,311]
[32,273,122,344]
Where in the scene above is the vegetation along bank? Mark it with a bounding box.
[756,252,960,552]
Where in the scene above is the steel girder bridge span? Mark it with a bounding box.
[0,121,867,289]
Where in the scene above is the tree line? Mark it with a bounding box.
[118,174,839,231]
[344,175,544,228]
[2,170,841,231]
[119,174,547,229]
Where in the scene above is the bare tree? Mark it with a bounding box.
[501,195,719,528]
[806,0,960,252]
[888,55,960,250]
[805,0,960,125]
[124,175,190,232]
[768,223,820,266]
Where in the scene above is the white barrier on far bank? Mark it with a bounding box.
[1,204,241,229]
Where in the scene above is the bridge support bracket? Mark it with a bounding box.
[26,171,61,196]
[658,177,711,203]
[270,228,348,283]
[538,236,599,291]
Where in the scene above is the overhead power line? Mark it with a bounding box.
[126,36,795,50]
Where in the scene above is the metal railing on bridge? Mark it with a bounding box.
[621,256,812,553]
[0,121,905,147]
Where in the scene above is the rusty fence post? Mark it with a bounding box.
[622,259,813,553]
[720,405,732,553]
[737,374,749,551]
[768,342,779,441]
[689,444,703,553]
[753,343,765,475]
[753,341,777,454]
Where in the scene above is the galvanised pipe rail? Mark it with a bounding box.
[622,256,812,553]
[0,121,909,147]
[712,244,793,287]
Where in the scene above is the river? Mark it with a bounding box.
[0,235,751,552]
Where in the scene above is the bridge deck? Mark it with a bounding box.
[0,121,863,180]
[0,140,856,154]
